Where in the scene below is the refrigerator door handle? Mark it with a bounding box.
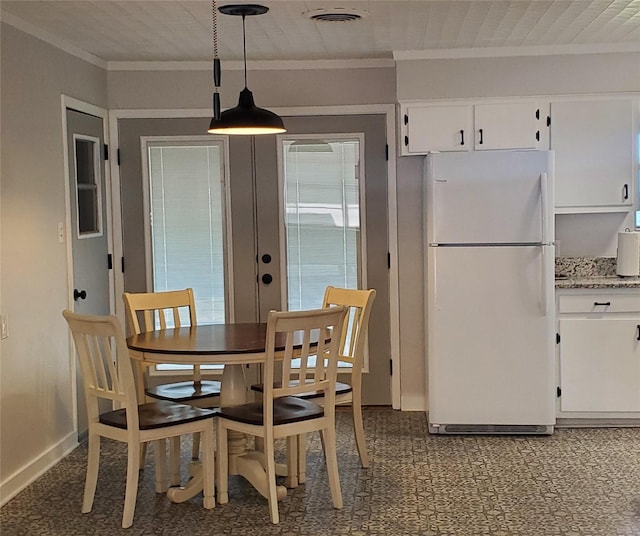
[541,246,552,317]
[540,172,550,244]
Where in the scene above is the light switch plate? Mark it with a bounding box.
[1,315,8,339]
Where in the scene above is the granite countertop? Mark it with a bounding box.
[555,274,640,289]
[555,257,640,289]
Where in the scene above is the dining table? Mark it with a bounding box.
[126,322,308,504]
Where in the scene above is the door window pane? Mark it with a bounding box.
[74,137,101,236]
[283,137,362,311]
[148,142,227,325]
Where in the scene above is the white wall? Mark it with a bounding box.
[0,23,107,503]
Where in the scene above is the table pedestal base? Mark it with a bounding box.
[167,363,289,505]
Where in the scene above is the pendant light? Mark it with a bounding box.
[208,4,286,135]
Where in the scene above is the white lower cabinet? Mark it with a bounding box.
[556,289,640,420]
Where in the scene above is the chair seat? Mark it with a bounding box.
[219,396,324,426]
[250,381,352,400]
[145,380,222,403]
[100,399,218,430]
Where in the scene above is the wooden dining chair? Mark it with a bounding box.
[62,310,216,529]
[216,306,348,524]
[252,286,376,480]
[123,288,221,467]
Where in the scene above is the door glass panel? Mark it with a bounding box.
[147,141,228,326]
[282,136,363,311]
[74,136,102,236]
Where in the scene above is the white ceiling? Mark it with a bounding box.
[1,0,639,65]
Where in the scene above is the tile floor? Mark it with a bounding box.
[2,409,640,535]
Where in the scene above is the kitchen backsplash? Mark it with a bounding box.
[555,257,617,277]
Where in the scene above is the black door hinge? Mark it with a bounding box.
[121,257,125,273]
[387,252,391,269]
[404,114,408,125]
[107,253,113,270]
[385,144,389,161]
[556,386,562,398]
[556,333,561,344]
[389,359,393,376]
[103,144,109,161]
[117,148,121,166]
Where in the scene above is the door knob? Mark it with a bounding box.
[261,274,273,285]
[74,289,87,301]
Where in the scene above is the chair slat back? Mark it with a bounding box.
[123,288,197,335]
[63,310,139,428]
[322,287,376,371]
[262,306,347,425]
[123,288,200,380]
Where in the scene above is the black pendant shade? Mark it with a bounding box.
[208,87,285,135]
[208,4,286,135]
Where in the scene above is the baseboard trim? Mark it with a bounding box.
[1,431,78,506]
[401,395,427,412]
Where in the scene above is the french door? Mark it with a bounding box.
[118,114,391,405]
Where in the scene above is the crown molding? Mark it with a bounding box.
[1,12,107,69]
[393,42,640,61]
[107,58,396,71]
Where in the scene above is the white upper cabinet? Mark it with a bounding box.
[551,99,634,212]
[400,100,548,155]
[402,104,472,154]
[474,102,546,151]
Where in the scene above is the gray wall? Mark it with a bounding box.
[2,19,639,507]
[0,23,107,500]
[396,52,640,100]
[108,66,396,109]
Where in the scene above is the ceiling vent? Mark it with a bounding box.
[303,8,369,22]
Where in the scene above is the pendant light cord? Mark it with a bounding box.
[212,0,218,59]
[242,14,248,88]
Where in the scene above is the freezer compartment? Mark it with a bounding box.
[425,150,554,245]
[426,245,556,431]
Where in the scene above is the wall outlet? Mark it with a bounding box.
[1,315,8,339]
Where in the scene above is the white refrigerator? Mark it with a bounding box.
[425,150,556,435]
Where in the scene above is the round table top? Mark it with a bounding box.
[126,322,314,365]
[127,323,270,354]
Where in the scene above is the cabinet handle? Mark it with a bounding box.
[536,109,540,120]
[623,184,629,200]
[478,128,484,145]
[536,130,540,141]
[637,325,640,341]
[460,130,464,146]
[594,301,611,307]
[404,135,409,147]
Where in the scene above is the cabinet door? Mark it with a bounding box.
[552,99,634,210]
[559,318,640,412]
[403,105,472,154]
[474,102,544,151]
